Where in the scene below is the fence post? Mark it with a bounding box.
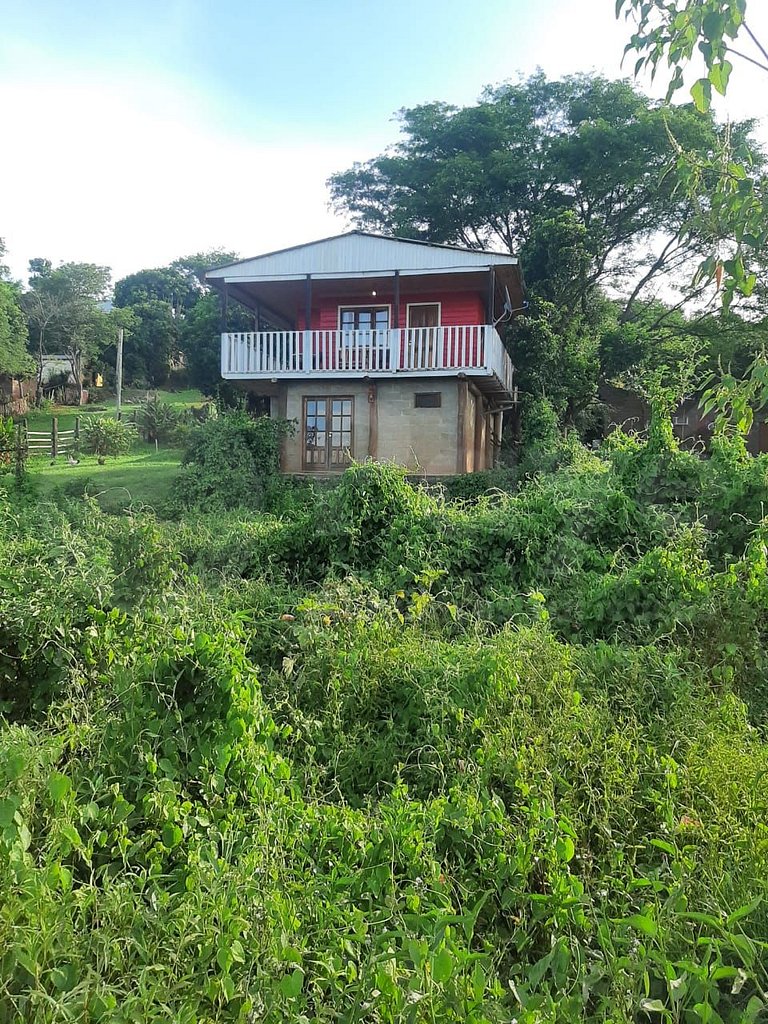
[74,416,81,442]
[15,421,27,481]
[52,416,58,458]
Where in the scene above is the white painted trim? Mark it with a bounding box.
[336,303,392,330]
[217,266,510,284]
[406,301,442,328]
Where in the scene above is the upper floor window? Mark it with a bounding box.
[339,306,389,332]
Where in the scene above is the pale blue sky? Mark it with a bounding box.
[1,0,766,283]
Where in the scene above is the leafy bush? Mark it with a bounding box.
[167,411,294,512]
[4,410,768,1022]
[440,467,517,500]
[79,415,138,457]
[135,396,184,444]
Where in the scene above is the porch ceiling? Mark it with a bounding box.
[217,266,523,328]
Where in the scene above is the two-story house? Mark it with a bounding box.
[207,231,521,476]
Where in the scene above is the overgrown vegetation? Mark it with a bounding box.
[167,412,295,513]
[2,414,768,1022]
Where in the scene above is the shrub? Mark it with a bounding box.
[3,436,768,1021]
[135,396,184,444]
[168,411,294,512]
[319,461,437,569]
[440,467,517,500]
[79,416,138,457]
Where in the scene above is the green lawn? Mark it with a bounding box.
[26,446,183,513]
[24,388,207,434]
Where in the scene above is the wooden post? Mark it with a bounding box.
[15,421,27,481]
[456,379,468,474]
[487,266,496,324]
[492,410,504,467]
[303,275,313,372]
[473,391,486,472]
[51,416,58,458]
[219,283,229,332]
[368,383,378,460]
[74,416,81,442]
[304,274,312,331]
[393,270,400,329]
[116,328,124,420]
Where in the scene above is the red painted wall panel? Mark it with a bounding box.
[297,288,486,330]
[295,286,488,368]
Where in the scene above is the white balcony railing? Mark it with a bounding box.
[221,325,514,394]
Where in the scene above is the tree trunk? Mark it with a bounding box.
[36,328,45,407]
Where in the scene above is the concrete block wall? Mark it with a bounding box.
[277,377,462,476]
[376,378,458,475]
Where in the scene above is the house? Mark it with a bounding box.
[0,374,35,418]
[40,354,76,386]
[599,383,768,454]
[206,231,521,476]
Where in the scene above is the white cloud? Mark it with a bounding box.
[0,49,370,283]
[3,2,767,287]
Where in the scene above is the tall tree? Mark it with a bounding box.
[102,299,178,387]
[171,250,239,288]
[114,268,196,314]
[0,283,34,380]
[0,238,33,380]
[178,292,251,394]
[23,261,113,404]
[618,0,768,305]
[329,73,754,314]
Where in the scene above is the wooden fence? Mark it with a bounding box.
[24,417,81,458]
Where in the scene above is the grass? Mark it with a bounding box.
[26,446,183,513]
[22,389,203,510]
[23,388,206,434]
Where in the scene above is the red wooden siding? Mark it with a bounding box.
[297,289,486,331]
[296,288,487,367]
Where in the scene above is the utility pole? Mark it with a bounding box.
[116,327,124,420]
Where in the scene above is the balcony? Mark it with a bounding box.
[221,324,514,396]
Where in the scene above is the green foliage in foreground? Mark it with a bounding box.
[168,413,295,513]
[2,431,768,1022]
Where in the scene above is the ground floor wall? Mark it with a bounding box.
[259,377,499,476]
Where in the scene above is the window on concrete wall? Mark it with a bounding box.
[414,392,442,408]
[246,394,271,417]
[303,396,354,470]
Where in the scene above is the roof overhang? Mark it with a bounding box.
[211,265,523,327]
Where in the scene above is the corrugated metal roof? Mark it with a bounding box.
[207,231,517,282]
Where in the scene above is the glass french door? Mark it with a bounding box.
[303,396,354,470]
[339,306,390,369]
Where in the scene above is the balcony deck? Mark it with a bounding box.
[221,324,514,397]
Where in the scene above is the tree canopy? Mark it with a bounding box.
[329,72,756,314]
[330,71,768,427]
[0,239,34,379]
[22,260,116,401]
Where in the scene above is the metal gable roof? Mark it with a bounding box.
[206,231,517,282]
